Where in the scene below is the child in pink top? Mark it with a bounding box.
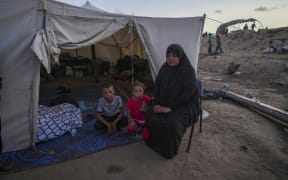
[126,82,151,140]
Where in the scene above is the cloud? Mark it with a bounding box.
[255,6,269,12]
[254,6,279,12]
[215,9,222,14]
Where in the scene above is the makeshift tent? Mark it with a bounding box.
[0,0,205,152]
[216,18,262,35]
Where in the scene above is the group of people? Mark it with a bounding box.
[208,33,223,54]
[95,44,200,159]
[243,22,256,31]
[94,82,152,141]
[0,44,200,167]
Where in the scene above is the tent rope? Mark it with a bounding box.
[129,17,134,86]
[206,16,224,24]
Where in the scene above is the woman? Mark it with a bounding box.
[145,44,199,159]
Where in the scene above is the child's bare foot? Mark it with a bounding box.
[111,123,117,132]
[107,125,113,134]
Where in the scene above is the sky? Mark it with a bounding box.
[57,0,288,33]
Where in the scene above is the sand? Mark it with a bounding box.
[1,27,288,180]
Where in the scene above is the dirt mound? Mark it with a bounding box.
[199,27,288,109]
[196,27,288,179]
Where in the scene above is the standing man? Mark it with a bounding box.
[251,22,256,31]
[0,76,14,171]
[243,23,248,30]
[208,33,213,55]
[214,35,223,54]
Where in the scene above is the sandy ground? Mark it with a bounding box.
[1,28,288,180]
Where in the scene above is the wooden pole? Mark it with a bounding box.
[91,45,96,59]
[223,90,288,127]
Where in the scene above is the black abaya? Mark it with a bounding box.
[146,44,199,159]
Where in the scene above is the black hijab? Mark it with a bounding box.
[154,44,198,111]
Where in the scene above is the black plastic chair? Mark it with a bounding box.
[186,79,203,152]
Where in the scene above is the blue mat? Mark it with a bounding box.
[1,84,140,173]
[2,119,142,173]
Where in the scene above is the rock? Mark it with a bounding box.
[202,110,209,120]
[276,80,285,86]
[240,145,248,151]
[227,62,241,74]
[233,71,241,76]
[284,63,288,72]
[223,83,230,88]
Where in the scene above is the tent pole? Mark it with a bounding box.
[130,18,134,86]
[111,35,122,58]
[91,45,96,59]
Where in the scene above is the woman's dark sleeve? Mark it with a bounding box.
[153,67,163,105]
[176,67,197,105]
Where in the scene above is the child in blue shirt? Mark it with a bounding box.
[94,84,126,133]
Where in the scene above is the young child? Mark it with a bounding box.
[95,84,126,133]
[126,81,151,140]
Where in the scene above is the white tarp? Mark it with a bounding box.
[81,1,108,13]
[135,17,204,78]
[44,0,204,78]
[47,0,130,49]
[0,0,43,152]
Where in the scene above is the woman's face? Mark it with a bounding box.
[166,52,180,67]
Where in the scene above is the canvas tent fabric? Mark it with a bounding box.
[0,0,205,152]
[43,0,204,78]
[134,17,204,77]
[60,24,146,72]
[0,0,43,152]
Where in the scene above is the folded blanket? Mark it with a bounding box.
[37,103,83,142]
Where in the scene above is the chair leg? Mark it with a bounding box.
[199,110,202,133]
[199,98,203,133]
[186,122,195,152]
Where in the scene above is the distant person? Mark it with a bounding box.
[214,34,223,54]
[224,28,229,35]
[94,84,127,133]
[0,76,14,172]
[251,22,256,31]
[269,40,277,53]
[145,44,200,159]
[126,82,151,140]
[243,23,248,30]
[202,32,208,37]
[208,33,213,54]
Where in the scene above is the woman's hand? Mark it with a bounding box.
[153,105,171,113]
[159,107,171,113]
[153,105,161,113]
